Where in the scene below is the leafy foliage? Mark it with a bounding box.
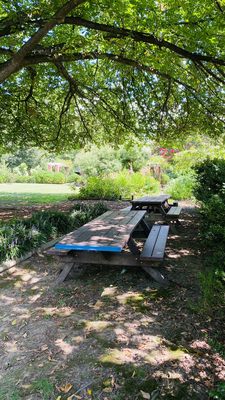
[74,145,122,176]
[0,1,225,149]
[194,159,225,315]
[114,171,160,198]
[194,159,225,203]
[33,170,66,184]
[209,382,225,400]
[77,171,160,200]
[165,174,195,200]
[78,177,121,200]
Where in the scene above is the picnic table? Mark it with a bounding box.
[48,209,170,286]
[131,195,182,224]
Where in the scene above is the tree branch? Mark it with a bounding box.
[0,0,87,83]
[61,16,225,66]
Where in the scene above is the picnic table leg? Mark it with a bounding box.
[55,262,86,285]
[141,265,169,287]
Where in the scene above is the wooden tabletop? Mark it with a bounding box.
[55,209,146,252]
[131,195,170,205]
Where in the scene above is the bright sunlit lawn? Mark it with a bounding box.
[0,183,74,205]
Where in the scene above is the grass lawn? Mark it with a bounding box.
[0,183,74,205]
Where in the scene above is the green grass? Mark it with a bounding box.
[0,183,75,205]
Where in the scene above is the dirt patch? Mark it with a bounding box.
[0,202,224,399]
[0,199,130,221]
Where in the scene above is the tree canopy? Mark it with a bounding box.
[0,0,224,150]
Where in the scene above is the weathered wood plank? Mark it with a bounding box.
[151,226,169,259]
[140,225,169,261]
[140,226,161,259]
[166,206,182,216]
[52,250,161,268]
[55,263,75,285]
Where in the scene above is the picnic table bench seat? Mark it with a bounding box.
[140,225,169,261]
[163,206,182,226]
[165,206,182,217]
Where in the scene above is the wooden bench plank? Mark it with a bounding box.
[55,209,146,252]
[140,226,160,258]
[151,226,169,259]
[140,225,169,261]
[166,206,182,217]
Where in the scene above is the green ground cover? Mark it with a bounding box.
[0,183,74,205]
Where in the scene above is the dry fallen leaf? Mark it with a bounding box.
[140,390,150,399]
[103,387,113,393]
[59,383,73,393]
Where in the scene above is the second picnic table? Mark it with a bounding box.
[131,195,182,225]
[131,195,171,213]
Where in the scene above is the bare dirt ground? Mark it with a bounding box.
[0,201,224,400]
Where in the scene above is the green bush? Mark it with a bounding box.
[70,202,108,225]
[33,170,66,184]
[65,173,82,183]
[74,145,122,177]
[0,203,109,262]
[14,175,35,183]
[198,267,225,313]
[194,158,225,203]
[77,172,160,200]
[78,177,121,200]
[193,160,225,316]
[0,167,13,183]
[114,171,160,198]
[165,174,195,200]
[209,381,225,400]
[200,195,225,245]
[160,173,170,185]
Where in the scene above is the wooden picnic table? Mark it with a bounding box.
[131,195,171,213]
[49,209,170,286]
[131,195,182,225]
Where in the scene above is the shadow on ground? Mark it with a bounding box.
[0,203,224,399]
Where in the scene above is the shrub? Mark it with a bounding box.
[194,158,225,203]
[194,160,225,316]
[70,202,108,225]
[14,175,35,183]
[78,177,121,200]
[74,145,122,177]
[198,267,225,313]
[33,170,66,184]
[0,166,13,183]
[165,174,195,200]
[209,382,225,400]
[65,173,82,183]
[160,173,170,185]
[114,171,160,198]
[77,172,160,200]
